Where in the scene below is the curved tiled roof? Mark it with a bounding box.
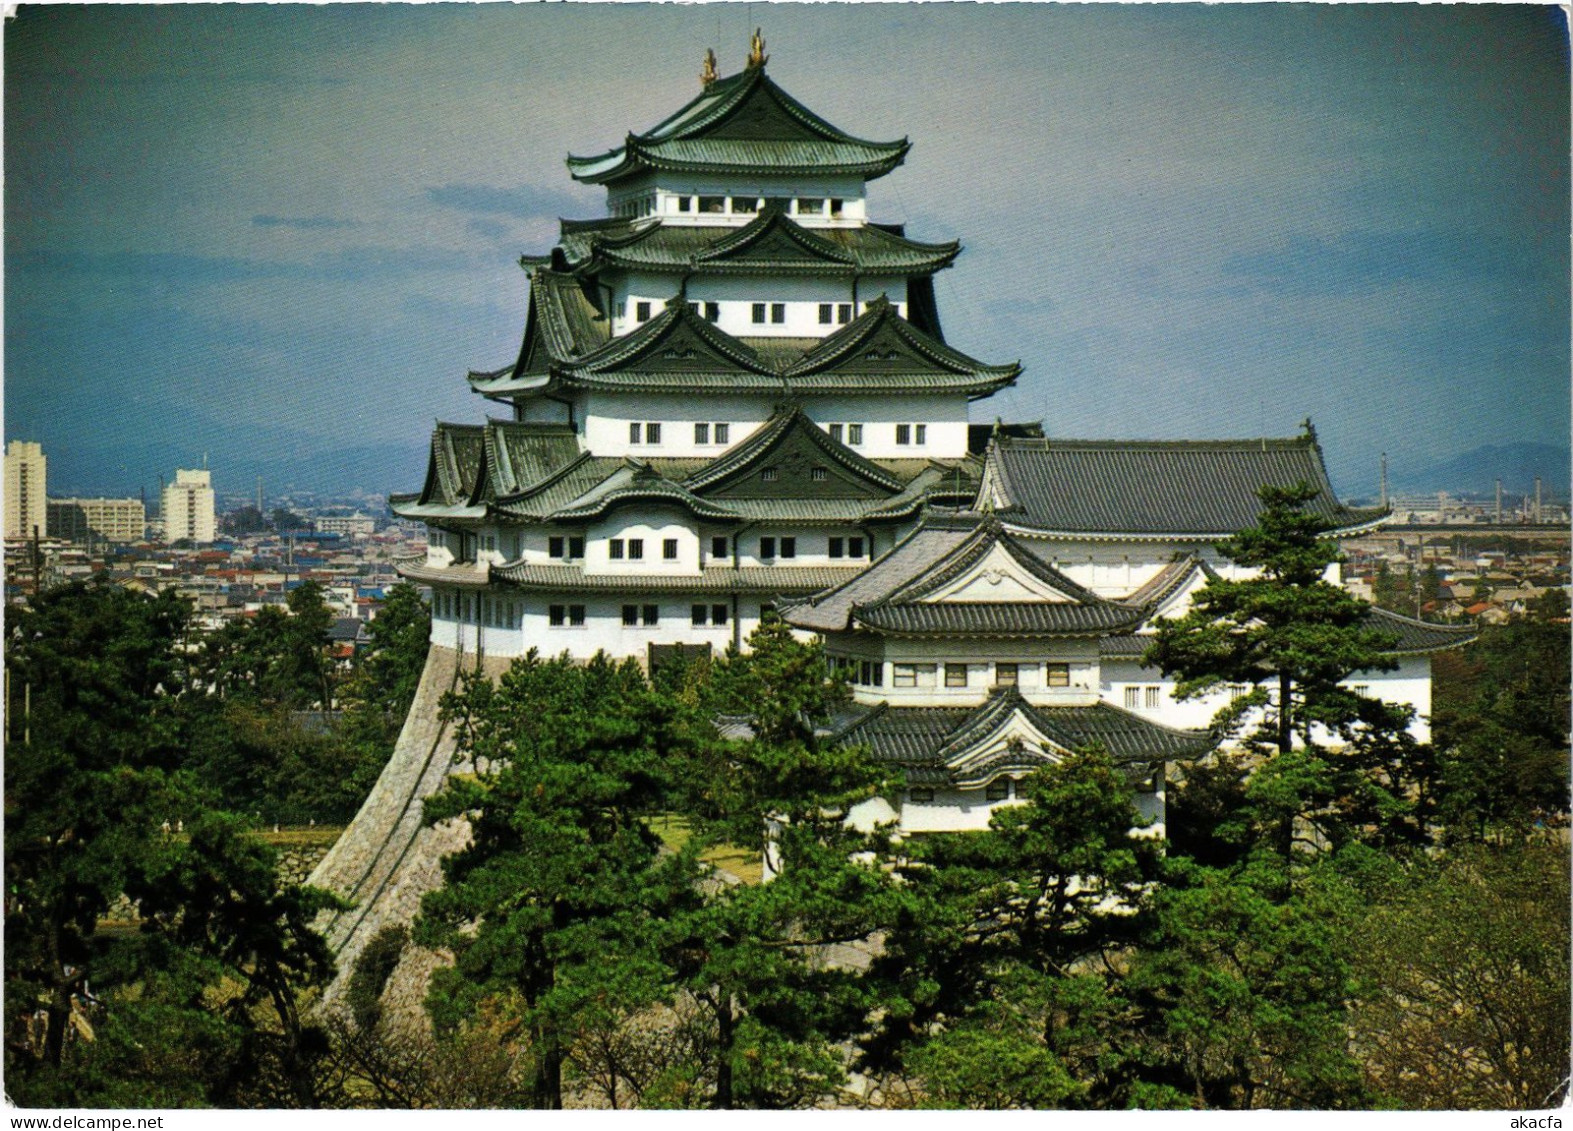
[851,601,1143,638]
[988,436,1387,537]
[566,66,909,186]
[831,692,1208,788]
[563,209,959,276]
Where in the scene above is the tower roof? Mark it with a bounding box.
[566,63,910,185]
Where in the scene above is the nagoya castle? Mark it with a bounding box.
[310,36,1470,988]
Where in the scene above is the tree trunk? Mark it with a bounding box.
[713,998,735,1109]
[1277,671,1293,756]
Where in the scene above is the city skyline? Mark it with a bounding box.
[6,4,1568,498]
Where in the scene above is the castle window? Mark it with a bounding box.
[909,787,934,803]
[796,197,824,215]
[569,536,584,559]
[760,536,776,559]
[986,779,1011,802]
[549,536,563,558]
[711,536,729,560]
[642,604,659,626]
[994,662,1019,687]
[837,303,852,324]
[677,196,693,213]
[622,605,638,626]
[828,423,844,442]
[731,196,757,214]
[644,423,661,444]
[847,424,864,445]
[1046,663,1070,688]
[699,196,726,213]
[663,538,678,560]
[779,537,796,559]
[829,537,844,559]
[569,605,585,627]
[704,301,720,322]
[636,301,651,321]
[714,423,730,443]
[711,604,728,625]
[819,303,833,324]
[811,467,827,482]
[752,303,767,324]
[770,303,786,324]
[893,663,916,688]
[761,468,778,482]
[849,536,865,558]
[609,539,625,559]
[829,198,844,218]
[695,422,710,445]
[628,539,644,560]
[549,604,585,628]
[945,663,969,688]
[692,604,708,626]
[629,423,642,444]
[896,424,912,445]
[1145,686,1161,709]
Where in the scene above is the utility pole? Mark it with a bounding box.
[1495,478,1503,525]
[1379,452,1389,510]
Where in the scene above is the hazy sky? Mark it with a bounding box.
[5,3,1568,497]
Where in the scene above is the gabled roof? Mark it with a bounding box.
[554,296,779,391]
[780,295,1019,399]
[566,65,910,185]
[831,691,1208,787]
[786,515,1140,638]
[682,404,904,495]
[984,435,1388,537]
[561,207,959,277]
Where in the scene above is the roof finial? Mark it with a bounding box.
[1300,416,1318,445]
[747,28,768,70]
[700,47,718,89]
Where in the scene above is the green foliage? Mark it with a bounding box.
[346,925,410,1033]
[1146,483,1398,756]
[416,652,703,1108]
[1125,856,1369,1109]
[5,581,194,1079]
[866,748,1161,1108]
[1431,613,1570,840]
[670,618,897,1108]
[1350,841,1571,1108]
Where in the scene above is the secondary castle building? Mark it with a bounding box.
[396,38,1019,663]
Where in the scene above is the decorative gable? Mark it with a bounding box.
[940,706,1068,789]
[919,541,1081,604]
[703,419,891,501]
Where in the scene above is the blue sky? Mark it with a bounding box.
[5,4,1568,499]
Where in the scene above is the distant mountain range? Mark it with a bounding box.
[1388,443,1570,498]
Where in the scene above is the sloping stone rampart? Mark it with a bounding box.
[308,643,512,1011]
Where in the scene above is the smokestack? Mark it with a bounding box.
[1379,453,1389,510]
[1495,479,1502,524]
[1535,477,1543,522]
[257,476,263,515]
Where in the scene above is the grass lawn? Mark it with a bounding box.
[647,815,764,885]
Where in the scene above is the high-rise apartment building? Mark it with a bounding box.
[4,441,47,540]
[47,497,147,544]
[162,468,216,544]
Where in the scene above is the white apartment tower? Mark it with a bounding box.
[4,441,47,540]
[162,468,216,544]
